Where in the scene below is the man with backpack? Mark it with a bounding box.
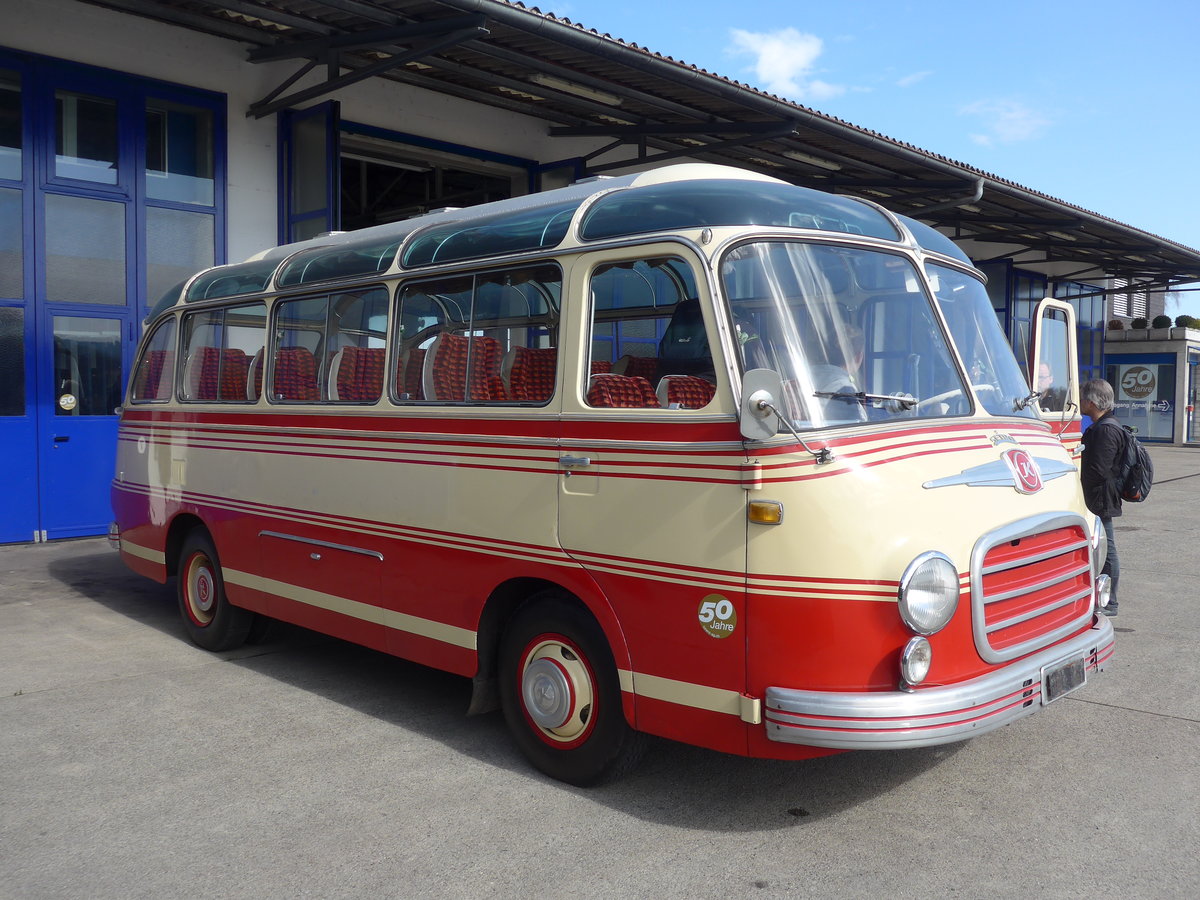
[1079,378,1125,616]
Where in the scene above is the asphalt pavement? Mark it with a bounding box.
[2,446,1198,899]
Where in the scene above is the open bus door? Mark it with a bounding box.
[1031,297,1082,454]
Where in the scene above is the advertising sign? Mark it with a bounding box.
[1111,362,1174,441]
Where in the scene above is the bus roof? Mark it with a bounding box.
[153,163,970,320]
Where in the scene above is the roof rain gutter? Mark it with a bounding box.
[908,177,985,215]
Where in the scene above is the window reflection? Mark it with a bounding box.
[145,99,214,205]
[53,316,122,416]
[0,70,20,182]
[55,91,118,184]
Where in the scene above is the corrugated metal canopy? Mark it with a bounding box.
[82,0,1200,295]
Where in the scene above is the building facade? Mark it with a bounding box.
[3,0,1198,543]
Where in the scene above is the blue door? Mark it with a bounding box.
[37,313,127,538]
[0,52,224,543]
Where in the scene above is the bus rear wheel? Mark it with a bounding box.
[499,593,644,786]
[177,530,252,652]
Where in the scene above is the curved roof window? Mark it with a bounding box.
[275,236,402,288]
[580,179,900,242]
[898,215,973,265]
[402,199,579,268]
[184,258,280,302]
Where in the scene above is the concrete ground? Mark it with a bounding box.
[1,447,1197,899]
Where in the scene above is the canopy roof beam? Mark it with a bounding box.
[247,15,489,118]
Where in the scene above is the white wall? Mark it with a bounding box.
[6,0,619,263]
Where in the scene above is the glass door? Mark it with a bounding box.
[37,314,126,538]
[35,79,133,538]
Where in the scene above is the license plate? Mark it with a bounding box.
[1042,656,1086,704]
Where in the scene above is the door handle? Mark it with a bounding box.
[53,435,70,443]
[559,455,592,469]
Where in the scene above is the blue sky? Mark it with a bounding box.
[551,0,1200,315]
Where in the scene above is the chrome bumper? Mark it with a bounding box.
[765,617,1114,750]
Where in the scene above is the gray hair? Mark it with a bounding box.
[1080,378,1114,412]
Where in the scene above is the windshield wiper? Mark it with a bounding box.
[814,389,917,412]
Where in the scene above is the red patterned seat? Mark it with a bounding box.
[503,346,557,402]
[184,346,222,400]
[218,350,250,401]
[332,346,385,402]
[247,349,264,400]
[272,346,319,401]
[131,349,174,401]
[613,355,659,382]
[586,373,661,409]
[590,359,612,375]
[425,333,508,402]
[399,348,426,400]
[656,374,716,410]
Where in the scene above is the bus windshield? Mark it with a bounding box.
[720,241,968,429]
[926,263,1039,419]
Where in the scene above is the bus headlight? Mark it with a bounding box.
[1091,515,1108,577]
[900,636,932,687]
[898,552,959,635]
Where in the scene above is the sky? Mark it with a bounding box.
[550,0,1200,316]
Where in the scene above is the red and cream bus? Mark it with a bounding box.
[111,164,1113,785]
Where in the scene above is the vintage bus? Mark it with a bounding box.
[111,163,1113,785]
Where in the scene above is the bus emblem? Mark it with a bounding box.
[1002,448,1043,494]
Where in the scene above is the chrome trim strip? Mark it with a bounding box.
[980,539,1089,576]
[764,617,1113,749]
[259,530,384,561]
[983,562,1090,605]
[984,587,1092,634]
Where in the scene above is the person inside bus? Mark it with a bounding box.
[1038,362,1067,411]
[809,323,868,422]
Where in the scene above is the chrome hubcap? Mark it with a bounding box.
[521,640,594,742]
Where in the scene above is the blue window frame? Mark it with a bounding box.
[0,46,226,543]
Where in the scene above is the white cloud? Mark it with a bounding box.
[960,99,1052,146]
[896,70,933,88]
[728,28,846,101]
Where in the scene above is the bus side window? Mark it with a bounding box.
[393,265,561,405]
[586,257,714,410]
[272,296,326,403]
[129,317,177,403]
[179,301,265,403]
[326,287,389,404]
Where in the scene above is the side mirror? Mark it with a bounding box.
[740,368,782,441]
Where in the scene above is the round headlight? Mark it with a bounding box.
[900,636,932,686]
[898,551,960,635]
[1091,515,1108,577]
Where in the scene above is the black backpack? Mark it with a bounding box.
[1117,425,1154,503]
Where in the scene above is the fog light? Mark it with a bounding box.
[1095,574,1112,611]
[900,636,932,687]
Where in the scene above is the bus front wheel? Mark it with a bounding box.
[177,530,252,652]
[499,593,644,786]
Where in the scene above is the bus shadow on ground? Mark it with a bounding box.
[55,548,963,833]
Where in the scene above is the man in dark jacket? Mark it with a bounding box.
[1079,378,1123,615]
